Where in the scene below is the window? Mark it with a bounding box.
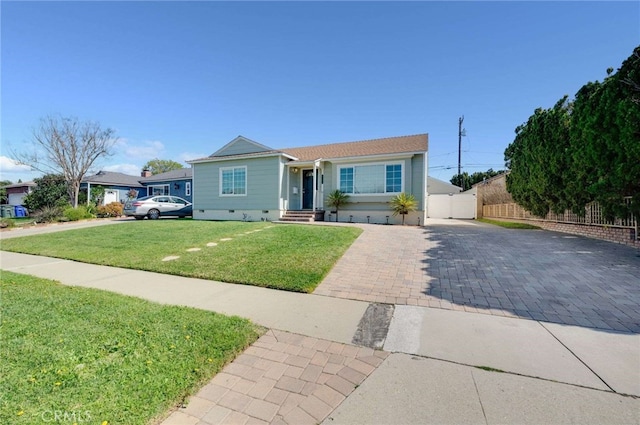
[170,197,187,205]
[148,185,169,196]
[386,164,402,193]
[338,163,402,194]
[220,166,247,196]
[185,182,191,197]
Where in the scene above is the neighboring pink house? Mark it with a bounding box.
[2,181,36,205]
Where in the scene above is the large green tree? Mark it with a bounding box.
[22,174,69,212]
[569,49,640,220]
[505,96,572,217]
[142,159,184,175]
[504,46,640,220]
[0,180,12,204]
[450,169,505,191]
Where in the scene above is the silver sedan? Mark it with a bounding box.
[123,196,192,220]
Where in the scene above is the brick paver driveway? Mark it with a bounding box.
[315,220,640,333]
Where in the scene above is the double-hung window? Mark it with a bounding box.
[220,166,247,196]
[338,163,402,194]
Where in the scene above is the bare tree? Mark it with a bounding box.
[13,115,118,207]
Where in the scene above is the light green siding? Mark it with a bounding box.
[322,154,425,211]
[213,137,271,156]
[410,154,425,209]
[193,156,281,210]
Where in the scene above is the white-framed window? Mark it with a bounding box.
[148,184,169,196]
[185,182,191,197]
[220,166,247,196]
[338,162,403,195]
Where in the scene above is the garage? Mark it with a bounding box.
[427,192,476,219]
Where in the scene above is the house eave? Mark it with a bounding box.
[188,152,297,164]
[287,151,425,166]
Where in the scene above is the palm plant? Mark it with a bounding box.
[326,190,350,222]
[390,193,417,225]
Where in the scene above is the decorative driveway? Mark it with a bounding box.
[314,220,640,333]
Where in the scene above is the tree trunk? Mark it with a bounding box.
[71,180,80,208]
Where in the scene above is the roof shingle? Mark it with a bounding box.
[280,134,428,161]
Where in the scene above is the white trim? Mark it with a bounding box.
[337,161,404,196]
[148,184,169,196]
[192,165,197,208]
[185,181,191,197]
[219,166,247,197]
[210,135,274,157]
[189,152,296,164]
[324,152,419,164]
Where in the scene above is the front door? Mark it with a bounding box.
[302,170,314,209]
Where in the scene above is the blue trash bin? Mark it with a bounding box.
[14,206,27,217]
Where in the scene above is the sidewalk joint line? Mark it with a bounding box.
[537,321,616,393]
[470,369,489,425]
[401,351,633,396]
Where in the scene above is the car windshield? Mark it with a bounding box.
[135,196,154,201]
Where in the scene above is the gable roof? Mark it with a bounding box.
[280,134,428,161]
[189,134,428,164]
[82,171,144,187]
[140,168,192,182]
[210,136,275,157]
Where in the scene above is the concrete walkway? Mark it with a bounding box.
[1,219,639,424]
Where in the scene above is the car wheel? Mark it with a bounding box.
[148,209,160,220]
[134,216,144,220]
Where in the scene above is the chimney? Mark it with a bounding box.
[141,169,152,178]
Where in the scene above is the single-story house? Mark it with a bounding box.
[2,181,37,205]
[187,134,429,225]
[81,169,194,204]
[81,171,145,205]
[139,168,193,202]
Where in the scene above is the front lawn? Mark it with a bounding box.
[477,218,541,229]
[0,271,263,425]
[0,221,362,292]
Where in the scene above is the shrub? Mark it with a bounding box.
[32,206,63,223]
[390,193,418,225]
[63,205,95,221]
[96,202,123,218]
[0,218,15,228]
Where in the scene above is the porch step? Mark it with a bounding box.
[280,210,325,223]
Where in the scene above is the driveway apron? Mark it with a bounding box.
[314,219,640,333]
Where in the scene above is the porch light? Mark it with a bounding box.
[292,167,299,173]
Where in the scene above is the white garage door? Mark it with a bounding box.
[8,193,26,206]
[427,193,476,219]
[103,190,118,205]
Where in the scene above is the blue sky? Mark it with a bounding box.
[1,1,638,183]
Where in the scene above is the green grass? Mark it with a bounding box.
[477,218,541,229]
[0,271,263,425]
[0,221,362,292]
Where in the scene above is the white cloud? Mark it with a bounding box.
[0,156,32,172]
[102,163,142,176]
[0,156,39,182]
[178,152,207,163]
[116,139,166,160]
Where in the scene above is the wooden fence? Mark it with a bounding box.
[483,198,638,236]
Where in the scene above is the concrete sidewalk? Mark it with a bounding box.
[2,251,638,424]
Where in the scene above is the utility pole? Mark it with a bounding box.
[458,115,464,178]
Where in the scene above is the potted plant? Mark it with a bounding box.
[390,193,417,225]
[326,190,350,222]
